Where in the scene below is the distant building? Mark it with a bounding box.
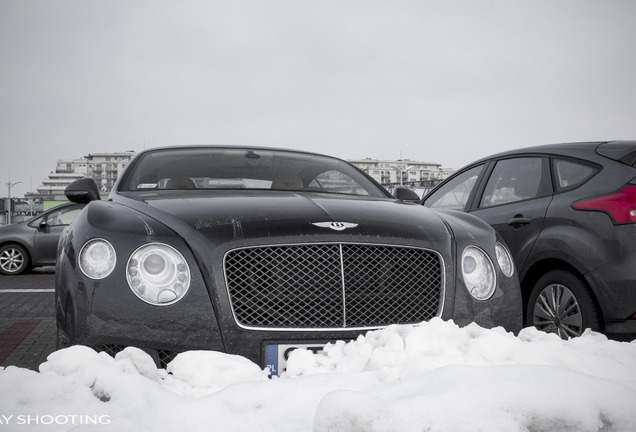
[28,152,450,201]
[348,158,454,193]
[35,151,136,200]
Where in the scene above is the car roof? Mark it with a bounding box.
[472,140,636,166]
[132,145,345,160]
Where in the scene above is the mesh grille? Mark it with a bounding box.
[93,344,178,368]
[157,349,178,368]
[93,343,126,357]
[224,243,443,329]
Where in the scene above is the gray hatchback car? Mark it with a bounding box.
[423,141,636,340]
[0,202,84,275]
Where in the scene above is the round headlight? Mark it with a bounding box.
[79,239,116,279]
[495,242,515,278]
[126,243,191,306]
[462,246,496,300]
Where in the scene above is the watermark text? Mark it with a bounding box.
[1,414,111,426]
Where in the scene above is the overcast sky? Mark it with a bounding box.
[1,0,635,198]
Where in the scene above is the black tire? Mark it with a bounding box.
[0,244,29,275]
[525,270,600,339]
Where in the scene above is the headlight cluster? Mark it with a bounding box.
[461,243,514,301]
[78,239,191,306]
[495,242,515,278]
[79,239,117,279]
[127,243,191,306]
[462,246,495,300]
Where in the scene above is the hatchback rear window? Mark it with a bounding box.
[553,159,599,192]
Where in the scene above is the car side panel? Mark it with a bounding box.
[535,197,621,272]
[584,245,636,337]
[470,196,552,275]
[32,225,66,265]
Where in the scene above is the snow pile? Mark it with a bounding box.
[0,318,635,431]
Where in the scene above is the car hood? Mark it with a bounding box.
[115,190,452,246]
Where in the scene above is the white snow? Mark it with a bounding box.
[1,318,635,431]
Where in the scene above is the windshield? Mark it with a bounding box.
[118,147,388,198]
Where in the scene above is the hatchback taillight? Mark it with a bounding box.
[573,185,636,224]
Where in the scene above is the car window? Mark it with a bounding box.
[424,164,484,210]
[553,158,598,192]
[45,206,83,226]
[306,170,372,196]
[121,148,388,198]
[479,157,544,208]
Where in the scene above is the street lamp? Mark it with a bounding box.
[389,165,416,186]
[6,180,21,225]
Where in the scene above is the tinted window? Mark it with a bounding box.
[480,158,544,208]
[120,148,388,198]
[424,164,484,210]
[30,205,83,228]
[553,159,598,192]
[308,170,373,196]
[48,207,82,226]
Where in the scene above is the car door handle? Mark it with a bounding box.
[508,216,532,227]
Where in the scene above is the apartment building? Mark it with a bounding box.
[35,151,136,200]
[348,158,454,189]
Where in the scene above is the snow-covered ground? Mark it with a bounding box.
[1,318,635,431]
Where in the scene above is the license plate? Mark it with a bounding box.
[265,343,325,376]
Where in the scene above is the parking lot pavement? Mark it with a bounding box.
[0,317,56,370]
[0,267,57,371]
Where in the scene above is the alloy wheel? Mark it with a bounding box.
[532,283,583,339]
[0,247,25,274]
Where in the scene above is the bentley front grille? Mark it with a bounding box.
[224,243,444,330]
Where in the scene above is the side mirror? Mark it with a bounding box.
[393,186,421,203]
[65,178,100,203]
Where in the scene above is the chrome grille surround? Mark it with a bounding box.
[223,243,445,331]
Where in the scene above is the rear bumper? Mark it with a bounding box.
[585,250,636,338]
[604,320,636,342]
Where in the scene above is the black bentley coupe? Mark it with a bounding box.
[56,146,520,374]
